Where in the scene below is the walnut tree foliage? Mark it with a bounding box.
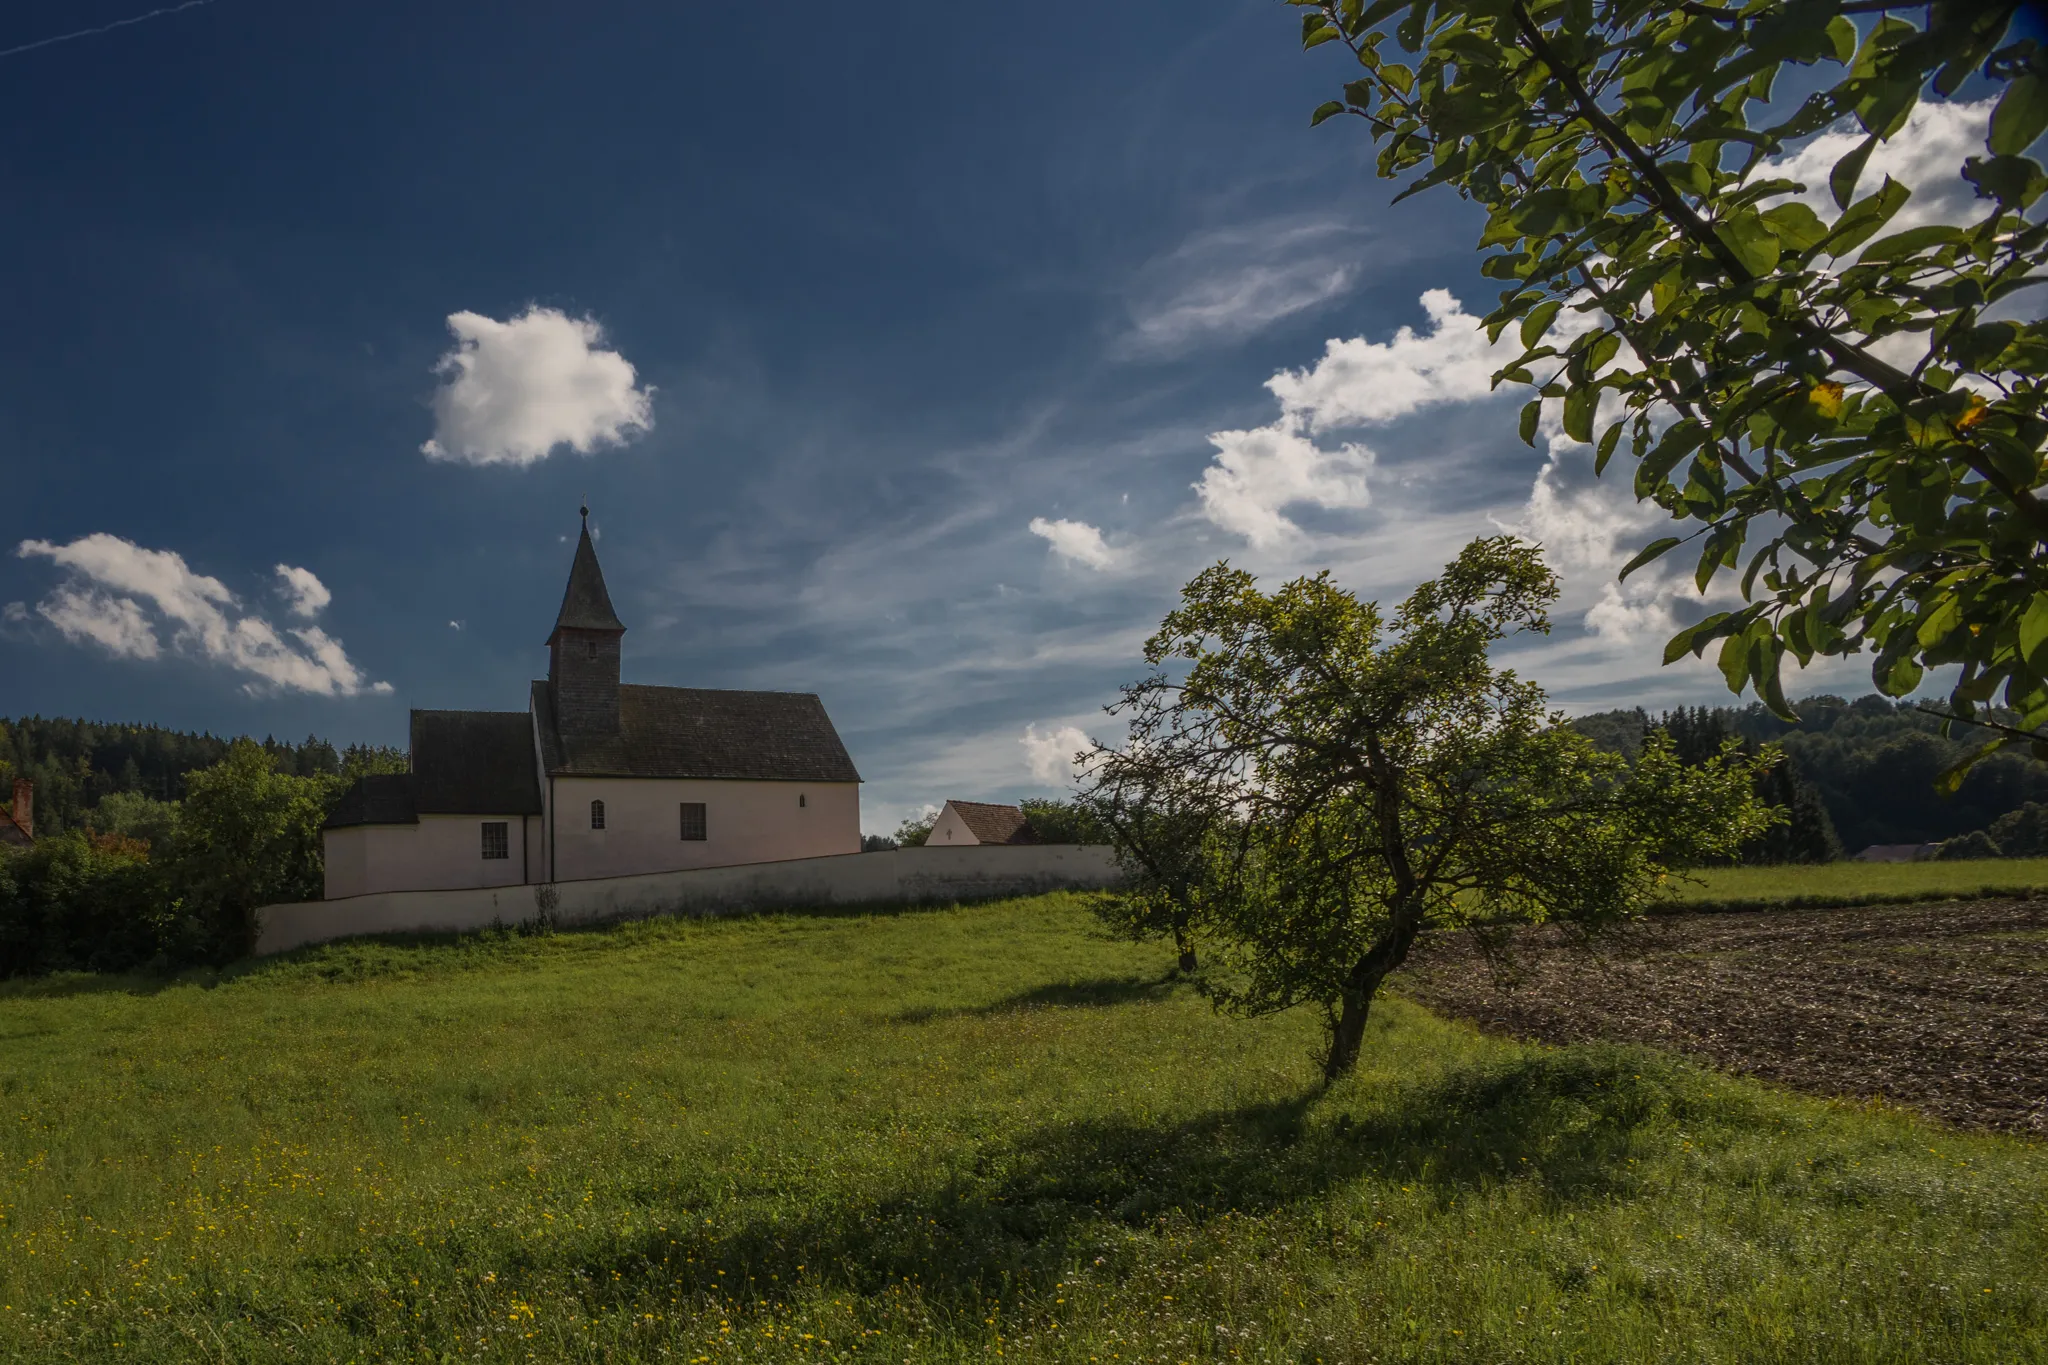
[1297,0,2048,775]
[1085,538,1771,1079]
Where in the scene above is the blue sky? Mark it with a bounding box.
[0,0,1999,832]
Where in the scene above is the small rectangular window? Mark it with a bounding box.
[679,802,707,841]
[481,822,509,860]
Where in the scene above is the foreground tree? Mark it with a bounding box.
[1087,538,1771,1079]
[1298,0,2048,769]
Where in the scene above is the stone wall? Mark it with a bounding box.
[256,843,1122,955]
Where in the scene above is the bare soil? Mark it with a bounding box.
[1396,898,2048,1136]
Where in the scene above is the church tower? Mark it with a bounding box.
[547,508,626,737]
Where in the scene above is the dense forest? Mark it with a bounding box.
[1573,696,2048,856]
[0,716,404,838]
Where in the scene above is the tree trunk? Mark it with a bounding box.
[1322,899,1425,1081]
[1173,915,1196,974]
[1323,968,1383,1082]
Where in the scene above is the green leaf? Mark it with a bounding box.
[1991,73,2048,158]
[1914,594,1964,650]
[1934,739,2010,796]
[1824,15,1856,64]
[2021,593,2048,667]
[1759,200,1828,254]
[1820,176,1909,257]
[1303,23,1343,49]
[1519,300,1562,348]
[1562,384,1597,443]
[1717,632,1751,693]
[1381,63,1413,96]
[1518,398,1542,448]
[1856,224,1963,264]
[1595,419,1624,475]
[1962,154,2048,209]
[1716,209,1780,276]
[1829,134,1877,211]
[1619,536,1681,581]
[1311,100,1347,126]
[1664,612,1732,666]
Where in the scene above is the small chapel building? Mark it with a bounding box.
[323,515,862,898]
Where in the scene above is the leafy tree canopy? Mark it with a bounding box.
[1086,537,1771,1079]
[1299,0,2047,772]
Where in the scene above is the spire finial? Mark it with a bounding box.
[580,503,589,524]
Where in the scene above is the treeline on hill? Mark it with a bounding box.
[0,718,405,978]
[1573,696,2048,861]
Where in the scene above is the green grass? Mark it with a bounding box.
[1657,856,2048,912]
[2,894,2045,1362]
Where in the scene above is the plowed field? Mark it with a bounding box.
[1398,898,2048,1136]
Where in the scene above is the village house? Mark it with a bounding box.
[0,778,32,850]
[926,800,1038,847]
[322,513,862,898]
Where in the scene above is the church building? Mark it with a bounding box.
[323,514,862,898]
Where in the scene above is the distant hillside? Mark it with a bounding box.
[0,716,403,837]
[1572,696,2048,854]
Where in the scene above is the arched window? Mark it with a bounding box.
[590,799,606,830]
[798,793,807,808]
[587,640,599,659]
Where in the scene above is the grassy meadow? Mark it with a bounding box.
[2,893,2045,1362]
[1659,856,2048,911]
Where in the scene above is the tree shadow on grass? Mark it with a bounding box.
[893,973,1185,1022]
[504,1045,1680,1324]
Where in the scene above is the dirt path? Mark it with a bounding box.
[1395,898,2048,1136]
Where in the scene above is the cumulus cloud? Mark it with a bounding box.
[1195,420,1375,549]
[15,534,390,696]
[421,306,654,467]
[1268,290,1504,430]
[1028,517,1121,570]
[37,585,160,659]
[1021,723,1092,786]
[1760,99,1994,240]
[274,563,331,617]
[1187,290,1515,547]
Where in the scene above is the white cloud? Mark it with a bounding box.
[1195,419,1375,549]
[1189,290,1518,548]
[37,585,160,659]
[273,563,331,617]
[421,306,654,467]
[15,534,389,696]
[1268,289,1504,430]
[1119,220,1363,356]
[1028,516,1121,570]
[1021,722,1092,786]
[2,601,27,623]
[1760,99,1994,240]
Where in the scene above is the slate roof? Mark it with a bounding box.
[532,681,861,783]
[548,520,625,639]
[945,800,1038,845]
[324,710,542,828]
[324,773,418,829]
[412,710,543,814]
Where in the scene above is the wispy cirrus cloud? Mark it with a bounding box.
[1117,219,1364,358]
[14,534,389,696]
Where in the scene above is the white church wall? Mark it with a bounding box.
[260,844,1123,955]
[547,777,859,882]
[322,815,532,899]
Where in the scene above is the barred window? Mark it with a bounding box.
[679,802,707,841]
[590,799,606,830]
[481,822,509,860]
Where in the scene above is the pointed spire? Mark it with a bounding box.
[548,510,626,640]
